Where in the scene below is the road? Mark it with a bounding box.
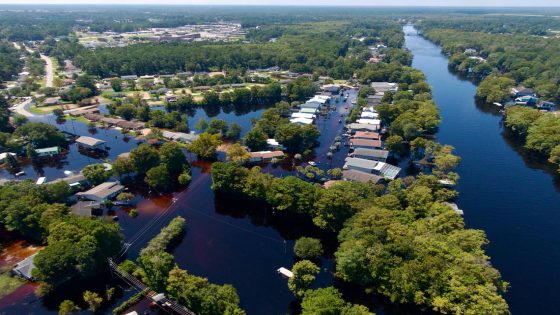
[40,54,54,88]
[10,97,36,117]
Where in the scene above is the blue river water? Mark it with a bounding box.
[404,25,560,314]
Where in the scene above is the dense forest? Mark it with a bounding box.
[0,42,23,83]
[420,19,560,103]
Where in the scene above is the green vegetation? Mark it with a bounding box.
[505,106,560,171]
[301,287,374,315]
[82,164,111,185]
[112,288,148,315]
[293,237,323,259]
[186,133,223,160]
[288,260,320,298]
[141,216,185,256]
[0,274,24,299]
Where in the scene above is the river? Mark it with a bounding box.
[404,25,560,314]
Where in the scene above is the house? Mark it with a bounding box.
[43,97,59,106]
[165,94,177,103]
[367,93,384,107]
[344,157,400,180]
[515,95,538,106]
[342,169,382,184]
[299,107,319,115]
[351,148,389,162]
[35,146,60,157]
[308,95,331,105]
[51,173,88,188]
[361,111,379,119]
[344,157,379,173]
[511,86,536,98]
[300,102,322,110]
[350,139,382,149]
[323,84,341,93]
[76,136,106,150]
[70,200,101,217]
[356,118,381,128]
[249,151,284,162]
[76,181,125,202]
[12,253,38,280]
[121,75,138,80]
[348,123,378,132]
[162,131,199,144]
[267,139,286,150]
[370,82,398,93]
[0,152,16,163]
[116,120,145,131]
[537,101,556,111]
[352,131,380,140]
[290,117,314,125]
[291,112,316,120]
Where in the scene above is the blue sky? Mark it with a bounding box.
[2,0,559,6]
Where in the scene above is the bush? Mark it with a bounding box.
[294,237,323,259]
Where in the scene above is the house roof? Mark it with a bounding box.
[356,118,381,126]
[373,162,401,180]
[352,148,388,159]
[345,157,378,170]
[13,253,38,279]
[70,200,100,217]
[76,181,124,199]
[350,139,382,148]
[300,102,321,109]
[250,151,284,159]
[291,112,315,119]
[342,169,382,184]
[353,131,380,140]
[349,123,378,131]
[76,136,105,147]
[51,173,87,186]
[35,146,60,154]
[290,117,314,125]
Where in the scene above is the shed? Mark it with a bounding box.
[35,146,60,157]
[76,181,124,202]
[342,169,382,184]
[12,253,38,280]
[76,136,106,150]
[277,267,294,278]
[351,148,389,162]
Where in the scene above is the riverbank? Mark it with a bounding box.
[405,24,560,314]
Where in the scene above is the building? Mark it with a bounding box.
[348,123,379,132]
[249,151,284,162]
[361,111,379,119]
[0,152,16,163]
[299,107,319,114]
[76,136,106,150]
[356,118,381,129]
[35,146,60,157]
[290,117,314,125]
[116,120,145,131]
[342,169,382,184]
[370,82,398,93]
[300,102,322,110]
[76,181,125,202]
[323,84,341,93]
[43,97,59,106]
[161,131,199,144]
[121,75,138,80]
[12,253,38,280]
[266,139,286,150]
[511,87,536,98]
[51,173,88,188]
[350,139,382,150]
[291,112,316,120]
[344,157,400,180]
[70,200,101,217]
[352,131,380,140]
[351,148,389,162]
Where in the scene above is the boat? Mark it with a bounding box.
[277,267,294,278]
[308,161,316,166]
[15,171,25,177]
[493,102,503,107]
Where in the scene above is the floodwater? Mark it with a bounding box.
[404,25,560,314]
[0,91,359,314]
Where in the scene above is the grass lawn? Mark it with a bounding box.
[0,274,24,299]
[28,105,51,115]
[64,115,89,123]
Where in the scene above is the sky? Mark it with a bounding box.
[0,0,559,7]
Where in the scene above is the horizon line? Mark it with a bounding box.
[0,3,559,8]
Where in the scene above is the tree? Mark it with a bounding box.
[194,118,208,131]
[139,251,176,293]
[243,128,268,151]
[159,142,189,175]
[186,133,222,160]
[288,260,320,298]
[211,162,249,192]
[83,291,103,312]
[294,237,323,259]
[178,170,192,185]
[226,123,242,139]
[226,143,251,164]
[58,300,79,315]
[75,75,97,95]
[385,135,404,154]
[327,168,343,179]
[207,118,228,135]
[130,144,160,175]
[82,164,111,185]
[113,156,135,177]
[166,267,244,315]
[301,287,374,315]
[12,122,66,148]
[110,78,123,92]
[116,192,134,202]
[145,165,171,192]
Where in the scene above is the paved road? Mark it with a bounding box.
[10,97,36,117]
[40,54,54,88]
